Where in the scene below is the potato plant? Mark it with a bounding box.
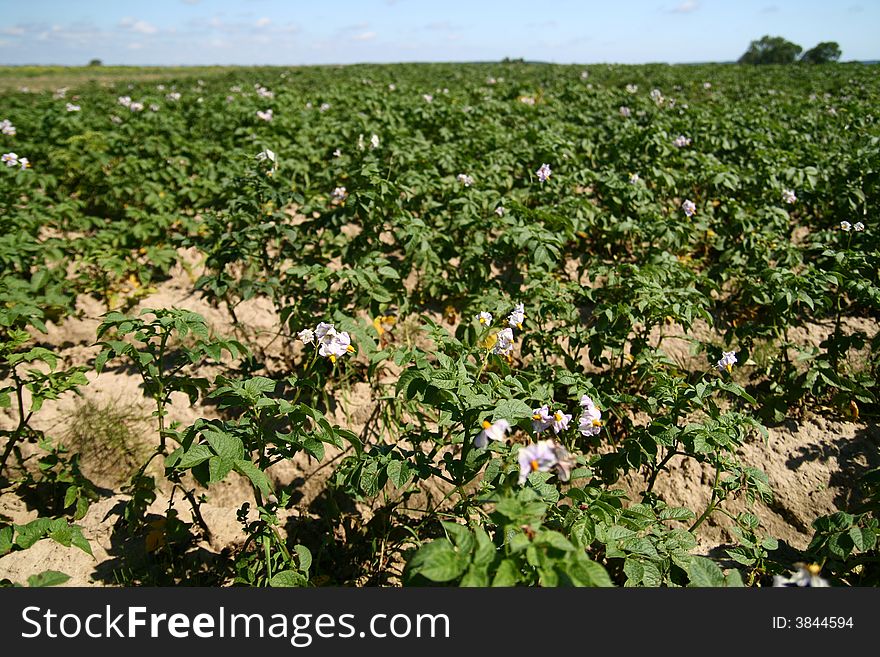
[1,61,878,587]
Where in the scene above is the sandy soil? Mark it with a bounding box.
[1,250,876,586]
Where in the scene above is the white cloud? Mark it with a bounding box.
[256,17,271,27]
[353,31,377,41]
[1,26,25,36]
[671,0,700,13]
[119,17,158,34]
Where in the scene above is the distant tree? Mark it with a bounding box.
[738,35,803,65]
[88,58,102,67]
[800,42,842,64]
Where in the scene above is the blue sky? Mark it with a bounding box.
[0,0,876,66]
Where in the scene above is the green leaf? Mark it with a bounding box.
[269,570,308,587]
[27,571,70,587]
[624,558,645,586]
[688,556,726,587]
[0,525,13,556]
[359,459,381,496]
[205,430,245,462]
[492,399,533,420]
[491,559,520,586]
[234,459,272,498]
[407,540,468,583]
[294,544,312,573]
[208,456,235,484]
[177,444,214,469]
[659,507,696,522]
[567,556,613,587]
[386,459,412,489]
[70,526,93,556]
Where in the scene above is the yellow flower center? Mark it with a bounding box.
[329,355,336,363]
[554,411,563,421]
[347,345,355,353]
[482,420,492,430]
[530,459,540,472]
[592,418,602,426]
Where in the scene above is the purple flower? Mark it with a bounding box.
[531,406,553,433]
[475,419,510,448]
[518,440,559,484]
[535,163,552,183]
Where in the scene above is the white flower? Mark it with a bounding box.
[477,311,493,326]
[507,303,525,329]
[486,77,497,85]
[673,135,691,148]
[717,351,737,373]
[1,119,15,135]
[531,406,553,433]
[333,148,342,158]
[475,419,510,448]
[423,94,433,103]
[297,328,315,345]
[256,148,276,163]
[53,87,68,99]
[703,82,712,89]
[320,103,330,112]
[166,92,181,101]
[840,221,852,232]
[495,206,504,217]
[626,84,638,94]
[118,96,132,107]
[230,85,242,93]
[773,566,829,587]
[2,152,19,167]
[256,109,273,121]
[256,86,274,99]
[18,157,29,170]
[110,115,122,124]
[157,84,165,91]
[331,186,348,201]
[619,106,631,118]
[314,322,335,340]
[66,103,81,112]
[682,199,696,217]
[305,102,312,109]
[317,326,354,362]
[129,102,144,112]
[492,327,515,356]
[149,104,160,112]
[650,88,664,104]
[457,173,474,187]
[388,83,396,91]
[536,163,552,183]
[629,173,640,185]
[519,96,536,105]
[578,395,603,436]
[518,440,559,484]
[782,189,797,204]
[370,134,380,149]
[550,409,572,434]
[853,221,865,232]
